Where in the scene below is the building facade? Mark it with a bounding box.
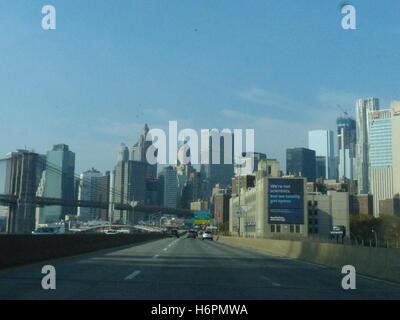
[36,144,75,224]
[159,166,178,209]
[308,130,335,179]
[368,109,393,216]
[337,116,357,180]
[286,148,316,182]
[356,97,380,194]
[391,101,400,198]
[77,168,103,221]
[229,176,309,238]
[201,131,234,188]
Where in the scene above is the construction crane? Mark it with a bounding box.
[336,104,349,117]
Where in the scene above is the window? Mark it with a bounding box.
[276,225,281,233]
[308,218,313,224]
[290,225,294,233]
[270,225,275,233]
[295,225,300,233]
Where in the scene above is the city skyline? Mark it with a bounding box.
[2,1,400,303]
[1,1,400,173]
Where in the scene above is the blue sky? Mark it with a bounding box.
[1,0,400,173]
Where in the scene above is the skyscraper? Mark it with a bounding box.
[337,116,356,180]
[356,98,380,194]
[159,166,178,208]
[201,131,234,188]
[117,143,129,162]
[286,148,316,182]
[77,168,103,221]
[391,101,400,198]
[36,144,75,224]
[131,124,157,179]
[308,130,334,179]
[98,171,110,221]
[368,109,393,215]
[114,160,146,224]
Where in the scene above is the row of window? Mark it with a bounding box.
[270,225,301,233]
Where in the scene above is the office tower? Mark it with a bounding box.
[368,109,393,216]
[308,130,334,179]
[337,116,356,180]
[77,168,102,221]
[158,166,178,208]
[391,101,400,197]
[98,171,110,221]
[213,188,231,226]
[286,148,316,182]
[117,143,129,162]
[131,124,157,178]
[201,131,234,188]
[36,144,75,224]
[114,160,146,224]
[356,98,380,194]
[316,156,326,179]
[145,177,159,205]
[4,150,44,233]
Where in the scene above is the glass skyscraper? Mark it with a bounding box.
[36,144,75,224]
[337,116,356,180]
[368,110,393,215]
[356,97,380,194]
[286,147,316,182]
[308,130,335,179]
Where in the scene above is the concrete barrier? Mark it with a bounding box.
[219,236,400,283]
[0,233,165,270]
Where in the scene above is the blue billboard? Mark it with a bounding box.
[268,179,304,225]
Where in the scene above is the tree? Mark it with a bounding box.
[350,215,382,244]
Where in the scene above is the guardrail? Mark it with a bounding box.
[0,233,165,270]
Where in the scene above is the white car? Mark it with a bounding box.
[105,229,120,235]
[202,231,213,240]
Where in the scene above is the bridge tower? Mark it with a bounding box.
[4,151,40,234]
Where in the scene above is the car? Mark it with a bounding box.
[171,229,179,238]
[105,229,119,235]
[202,231,213,240]
[187,230,197,238]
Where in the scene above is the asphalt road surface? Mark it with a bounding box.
[0,235,399,300]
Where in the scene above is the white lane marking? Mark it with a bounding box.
[153,254,159,259]
[124,270,141,280]
[261,276,281,287]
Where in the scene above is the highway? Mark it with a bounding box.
[0,235,399,300]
